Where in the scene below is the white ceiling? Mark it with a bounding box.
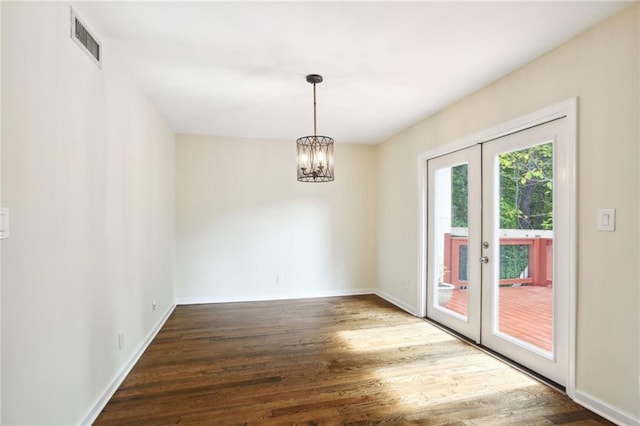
[76,1,631,144]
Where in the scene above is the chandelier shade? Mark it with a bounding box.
[297,74,334,182]
[296,136,334,182]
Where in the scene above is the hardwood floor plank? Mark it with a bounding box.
[95,295,611,425]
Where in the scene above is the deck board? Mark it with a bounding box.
[444,286,553,351]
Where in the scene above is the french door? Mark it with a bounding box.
[426,118,569,385]
[426,145,482,342]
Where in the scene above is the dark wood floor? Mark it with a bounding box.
[95,295,611,425]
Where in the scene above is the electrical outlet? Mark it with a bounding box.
[0,208,10,239]
[152,299,157,312]
[118,332,125,351]
[276,274,284,285]
[404,279,410,289]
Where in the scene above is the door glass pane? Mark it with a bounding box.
[433,164,469,319]
[495,142,553,353]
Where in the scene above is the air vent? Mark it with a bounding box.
[70,8,101,68]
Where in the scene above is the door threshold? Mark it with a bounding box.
[422,317,565,393]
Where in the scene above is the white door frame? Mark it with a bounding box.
[417,98,578,395]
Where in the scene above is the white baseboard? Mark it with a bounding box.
[573,389,639,426]
[176,288,377,305]
[78,304,176,426]
[374,289,417,316]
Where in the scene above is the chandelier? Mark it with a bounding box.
[296,74,334,182]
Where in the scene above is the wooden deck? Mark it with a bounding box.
[95,294,608,425]
[445,286,553,351]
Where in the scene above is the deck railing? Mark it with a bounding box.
[443,230,553,288]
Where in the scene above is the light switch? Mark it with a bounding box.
[597,208,615,231]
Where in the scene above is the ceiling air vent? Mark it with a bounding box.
[70,8,101,68]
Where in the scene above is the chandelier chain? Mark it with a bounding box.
[313,82,317,137]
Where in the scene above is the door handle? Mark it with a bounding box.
[480,256,489,264]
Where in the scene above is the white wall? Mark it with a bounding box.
[176,134,376,303]
[376,4,639,422]
[1,3,175,424]
[0,2,3,422]
[637,6,640,420]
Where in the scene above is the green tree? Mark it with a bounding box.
[451,164,468,227]
[447,144,553,280]
[499,142,553,230]
[449,144,552,230]
[498,142,553,279]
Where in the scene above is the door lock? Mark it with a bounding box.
[482,241,489,249]
[480,256,489,264]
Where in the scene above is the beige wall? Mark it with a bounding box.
[175,135,376,302]
[1,3,175,424]
[0,2,3,422]
[376,4,639,421]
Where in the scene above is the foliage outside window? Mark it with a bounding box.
[449,143,553,281]
[451,164,468,227]
[499,142,553,231]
